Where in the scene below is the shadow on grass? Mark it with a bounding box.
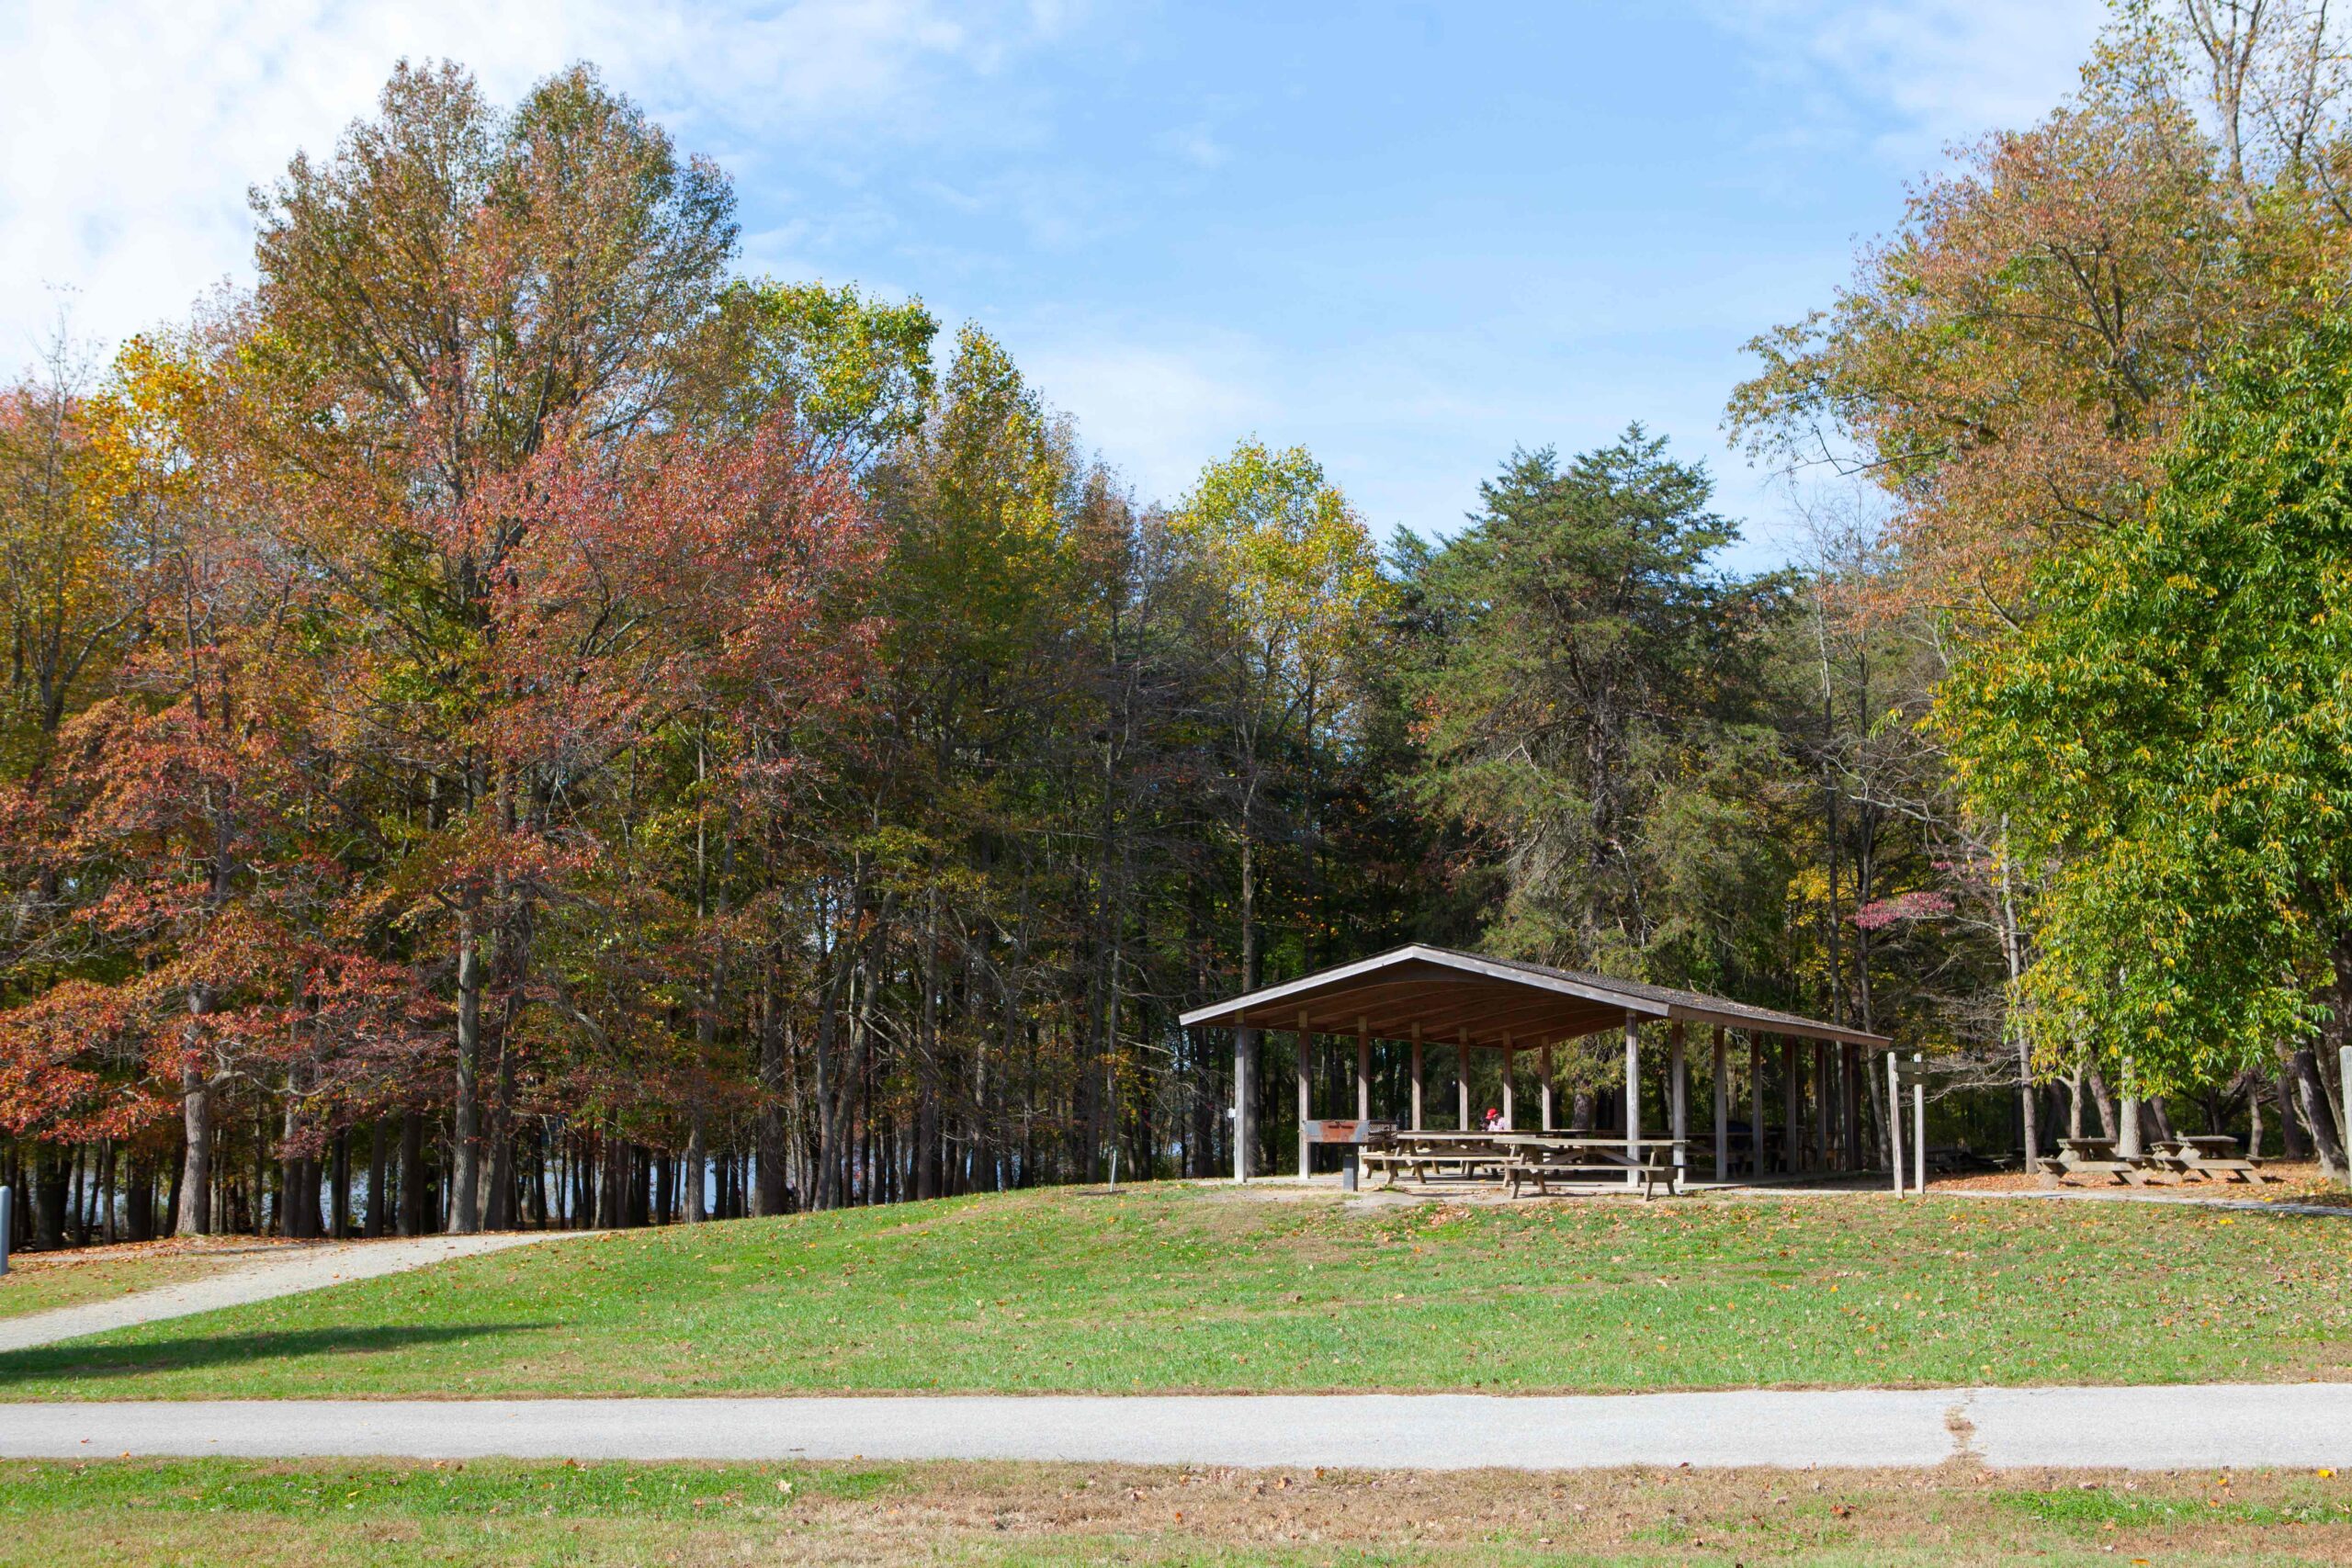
[0,1322,551,1385]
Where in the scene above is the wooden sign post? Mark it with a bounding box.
[1888,1053,1928,1197]
[1913,1054,1926,1196]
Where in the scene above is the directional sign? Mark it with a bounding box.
[1301,1119,1396,1145]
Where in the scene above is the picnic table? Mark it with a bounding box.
[1361,1131,1685,1198]
[2043,1136,2145,1187]
[1687,1126,1771,1178]
[2150,1134,2275,1185]
[2041,1134,2278,1188]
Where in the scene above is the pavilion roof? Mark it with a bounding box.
[1178,943,1890,1049]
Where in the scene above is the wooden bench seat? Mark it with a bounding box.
[2041,1156,2143,1187]
[1506,1149,1676,1200]
[2181,1156,2269,1183]
[1361,1148,1508,1187]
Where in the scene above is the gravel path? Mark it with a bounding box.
[3,1383,2347,1470]
[0,1233,572,1355]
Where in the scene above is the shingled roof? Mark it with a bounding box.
[1178,943,1888,1049]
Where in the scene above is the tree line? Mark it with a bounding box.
[9,2,2352,1247]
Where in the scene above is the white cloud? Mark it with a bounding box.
[1024,331,1272,502]
[1153,122,1227,169]
[1700,0,2112,161]
[0,0,1077,367]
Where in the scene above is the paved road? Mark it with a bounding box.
[4,1384,2346,1470]
[0,1232,572,1355]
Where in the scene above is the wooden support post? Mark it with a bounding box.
[1712,1026,1728,1184]
[1888,1050,1905,1196]
[1356,1017,1371,1123]
[1296,1011,1312,1182]
[1815,1041,1832,1172]
[1844,1043,1863,1169]
[1410,1024,1425,1133]
[1501,1034,1516,1132]
[1234,1024,1255,1184]
[1783,1037,1803,1173]
[1457,1032,1471,1130]
[1623,1012,1642,1190]
[1540,1043,1555,1132]
[1669,1021,1688,1188]
[1749,1032,1763,1175]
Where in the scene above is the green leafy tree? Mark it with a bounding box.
[1168,438,1385,1173]
[1172,438,1386,980]
[1940,310,2352,1170]
[697,280,936,472]
[1404,428,1787,987]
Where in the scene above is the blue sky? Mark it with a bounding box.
[2,0,2111,569]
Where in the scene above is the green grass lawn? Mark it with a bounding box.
[3,1457,2347,1566]
[2,1183,2347,1399]
[0,1246,270,1322]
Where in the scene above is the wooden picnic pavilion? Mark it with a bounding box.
[1181,944,1891,1192]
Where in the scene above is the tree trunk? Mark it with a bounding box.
[279,1093,306,1240]
[367,1121,389,1236]
[2086,1065,2119,1140]
[484,1073,514,1232]
[164,1140,184,1239]
[33,1145,66,1249]
[2290,1046,2347,1179]
[96,1141,116,1245]
[175,1056,211,1236]
[2279,1066,2307,1157]
[916,890,942,1201]
[1234,827,1261,1180]
[126,1153,154,1243]
[398,1111,425,1235]
[175,982,215,1238]
[450,900,483,1233]
[755,980,790,1215]
[2018,1066,2040,1173]
[330,1129,351,1238]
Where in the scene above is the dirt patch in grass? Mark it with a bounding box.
[3,1457,2349,1566]
[1936,1161,2352,1207]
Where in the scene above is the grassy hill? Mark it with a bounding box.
[3,1182,2347,1399]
